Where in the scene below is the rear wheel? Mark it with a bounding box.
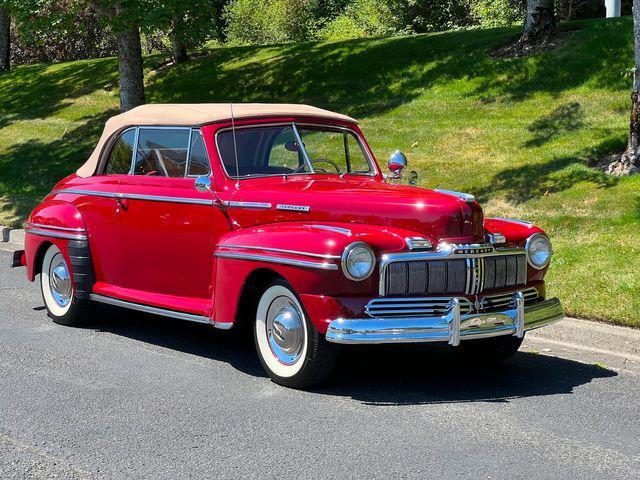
[254,279,338,389]
[40,244,91,326]
[456,334,524,364]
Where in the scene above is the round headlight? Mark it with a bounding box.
[341,242,375,281]
[526,233,552,269]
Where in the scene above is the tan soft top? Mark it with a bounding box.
[77,103,356,178]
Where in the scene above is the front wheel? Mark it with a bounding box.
[254,279,338,389]
[40,244,91,326]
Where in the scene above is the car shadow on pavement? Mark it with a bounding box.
[90,305,617,405]
[318,344,618,405]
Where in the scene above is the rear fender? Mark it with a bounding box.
[24,201,94,298]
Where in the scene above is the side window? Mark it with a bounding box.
[187,130,211,176]
[105,128,135,175]
[133,128,190,177]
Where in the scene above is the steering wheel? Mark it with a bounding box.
[294,158,341,174]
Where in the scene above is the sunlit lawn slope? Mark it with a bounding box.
[0,17,637,326]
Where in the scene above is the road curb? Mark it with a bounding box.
[527,317,640,365]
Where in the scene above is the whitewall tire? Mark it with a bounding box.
[40,244,90,326]
[254,279,338,388]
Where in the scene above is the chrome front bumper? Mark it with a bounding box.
[325,295,563,345]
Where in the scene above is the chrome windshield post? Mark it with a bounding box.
[447,298,461,347]
[514,291,525,338]
[291,123,314,173]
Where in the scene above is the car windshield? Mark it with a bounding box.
[217,123,374,178]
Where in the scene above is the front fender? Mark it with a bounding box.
[212,222,430,327]
[484,217,549,283]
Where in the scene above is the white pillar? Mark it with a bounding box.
[605,0,621,18]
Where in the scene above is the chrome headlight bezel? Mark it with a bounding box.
[341,242,376,281]
[525,233,553,269]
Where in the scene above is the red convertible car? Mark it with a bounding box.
[12,103,563,388]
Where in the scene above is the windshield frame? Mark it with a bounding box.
[214,121,379,181]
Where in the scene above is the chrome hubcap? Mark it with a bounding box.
[49,253,72,307]
[266,296,304,365]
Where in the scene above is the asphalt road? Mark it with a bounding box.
[1,249,639,479]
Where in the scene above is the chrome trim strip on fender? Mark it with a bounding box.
[26,223,86,233]
[53,188,118,199]
[326,297,563,344]
[214,251,339,270]
[217,244,341,259]
[306,224,352,236]
[225,201,272,209]
[491,217,534,226]
[434,189,475,203]
[25,227,88,241]
[89,293,221,327]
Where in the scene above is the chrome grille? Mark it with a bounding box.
[365,297,474,318]
[365,288,539,318]
[481,287,538,312]
[381,245,528,296]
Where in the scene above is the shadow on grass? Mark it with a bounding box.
[89,304,616,405]
[146,18,632,118]
[474,137,622,204]
[524,101,585,148]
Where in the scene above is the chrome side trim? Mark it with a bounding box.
[53,189,214,206]
[326,297,563,345]
[120,193,213,206]
[89,293,216,326]
[53,188,118,199]
[26,223,85,233]
[25,227,87,241]
[225,201,272,209]
[306,224,352,236]
[276,204,310,212]
[217,244,341,259]
[214,251,338,270]
[434,188,475,202]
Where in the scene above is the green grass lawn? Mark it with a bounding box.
[1,17,638,326]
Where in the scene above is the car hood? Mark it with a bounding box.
[226,176,484,244]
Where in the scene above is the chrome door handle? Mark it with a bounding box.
[116,195,128,211]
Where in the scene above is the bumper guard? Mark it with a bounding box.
[325,294,563,345]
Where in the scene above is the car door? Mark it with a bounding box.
[114,127,214,305]
[67,127,137,288]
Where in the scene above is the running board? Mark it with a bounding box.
[90,293,232,329]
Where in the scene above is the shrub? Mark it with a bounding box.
[223,0,317,45]
[471,0,524,28]
[318,0,402,41]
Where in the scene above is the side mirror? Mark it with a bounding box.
[388,150,407,179]
[195,175,212,193]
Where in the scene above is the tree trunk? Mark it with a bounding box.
[171,16,188,64]
[607,0,640,176]
[521,0,556,44]
[115,24,145,112]
[0,6,10,72]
